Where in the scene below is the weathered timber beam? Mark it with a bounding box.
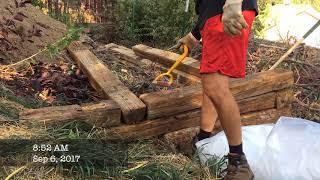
[67,41,146,123]
[163,127,200,146]
[165,88,295,146]
[133,44,201,77]
[276,89,294,109]
[19,100,121,127]
[103,43,200,84]
[106,107,292,140]
[163,88,294,150]
[141,59,201,85]
[140,70,294,119]
[104,43,144,65]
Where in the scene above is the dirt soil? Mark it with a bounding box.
[0,0,67,64]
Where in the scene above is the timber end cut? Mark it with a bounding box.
[19,100,121,127]
[133,44,201,77]
[67,41,146,123]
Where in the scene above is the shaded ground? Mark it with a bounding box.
[2,61,102,108]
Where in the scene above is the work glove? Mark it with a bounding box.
[177,32,199,52]
[222,0,248,36]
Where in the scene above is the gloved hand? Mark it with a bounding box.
[222,0,248,36]
[177,32,199,51]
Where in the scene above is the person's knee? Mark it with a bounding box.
[202,74,230,104]
[204,84,229,103]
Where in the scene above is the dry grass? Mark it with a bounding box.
[0,124,223,179]
[0,37,319,179]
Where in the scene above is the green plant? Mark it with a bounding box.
[31,0,44,7]
[119,0,197,48]
[205,155,228,178]
[47,26,84,58]
[254,0,320,37]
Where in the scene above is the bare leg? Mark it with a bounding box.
[200,92,218,132]
[201,73,242,146]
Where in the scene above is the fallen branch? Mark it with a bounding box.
[1,48,48,69]
[270,20,320,70]
[259,43,287,50]
[295,83,320,87]
[5,165,28,180]
[288,59,320,70]
[294,92,320,112]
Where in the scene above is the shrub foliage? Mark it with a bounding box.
[118,0,197,48]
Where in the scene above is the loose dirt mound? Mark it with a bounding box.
[0,0,67,64]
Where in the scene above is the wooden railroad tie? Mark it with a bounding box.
[19,43,295,141]
[67,41,146,123]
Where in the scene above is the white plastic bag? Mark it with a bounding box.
[196,117,320,180]
[256,117,320,180]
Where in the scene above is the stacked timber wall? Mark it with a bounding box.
[19,42,294,141]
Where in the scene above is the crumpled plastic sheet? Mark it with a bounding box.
[196,117,320,180]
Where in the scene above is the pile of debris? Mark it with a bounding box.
[247,39,320,121]
[4,61,102,106]
[0,0,66,64]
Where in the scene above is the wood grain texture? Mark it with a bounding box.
[140,70,294,119]
[67,42,146,123]
[103,43,201,84]
[163,103,292,148]
[104,43,144,66]
[19,100,121,127]
[106,107,291,140]
[163,127,199,145]
[238,92,276,114]
[133,44,201,77]
[276,88,294,109]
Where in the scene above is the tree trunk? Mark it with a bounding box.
[48,0,53,13]
[63,0,68,14]
[54,0,60,17]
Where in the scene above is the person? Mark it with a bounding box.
[178,0,258,179]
